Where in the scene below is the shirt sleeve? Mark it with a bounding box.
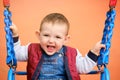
[76,49,97,74]
[14,38,30,61]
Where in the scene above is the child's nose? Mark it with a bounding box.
[48,37,54,43]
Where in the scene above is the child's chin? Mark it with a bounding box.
[46,52,55,56]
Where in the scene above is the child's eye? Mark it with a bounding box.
[56,36,61,39]
[43,34,49,37]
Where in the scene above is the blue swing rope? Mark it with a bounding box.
[97,9,116,80]
[4,8,17,80]
[3,0,117,80]
[97,0,117,80]
[3,1,17,80]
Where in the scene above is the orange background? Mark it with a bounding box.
[0,0,120,80]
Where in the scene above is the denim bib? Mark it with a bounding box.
[38,47,67,80]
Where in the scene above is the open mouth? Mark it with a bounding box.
[47,45,55,52]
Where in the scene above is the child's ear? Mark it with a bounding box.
[65,35,70,43]
[35,30,40,40]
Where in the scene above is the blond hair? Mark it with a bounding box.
[40,13,70,34]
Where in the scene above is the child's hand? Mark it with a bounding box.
[10,23,19,37]
[91,41,106,56]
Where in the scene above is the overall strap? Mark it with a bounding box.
[32,54,44,80]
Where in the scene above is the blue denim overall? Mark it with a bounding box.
[38,47,67,80]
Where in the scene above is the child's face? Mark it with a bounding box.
[38,22,69,55]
